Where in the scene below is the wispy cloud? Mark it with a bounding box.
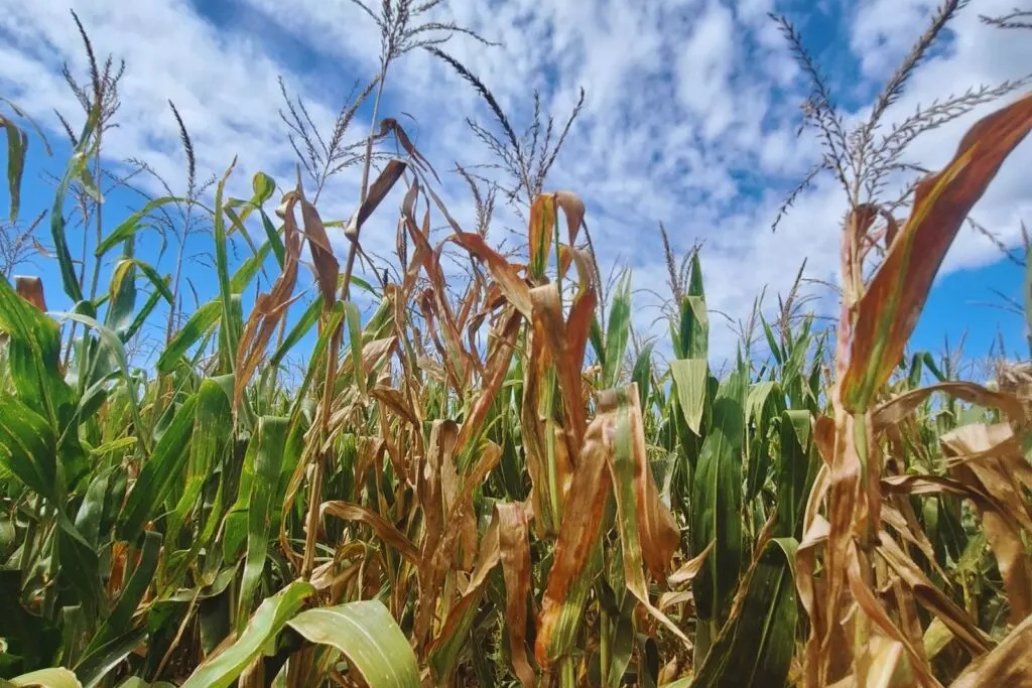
[1,0,1029,357]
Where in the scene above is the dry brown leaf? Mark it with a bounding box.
[604,386,691,648]
[943,423,1032,623]
[346,159,407,241]
[451,232,532,318]
[369,386,419,425]
[846,540,942,688]
[298,193,339,307]
[873,381,1027,431]
[497,503,536,687]
[842,92,1032,411]
[535,402,613,665]
[413,419,458,647]
[453,309,522,456]
[14,275,46,311]
[320,501,419,565]
[949,614,1032,687]
[668,541,714,587]
[876,532,993,657]
[234,190,302,409]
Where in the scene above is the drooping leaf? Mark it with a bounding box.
[606,385,691,646]
[287,601,419,688]
[842,93,1032,411]
[9,667,82,688]
[179,581,314,688]
[950,614,1032,688]
[1,114,28,222]
[95,197,194,257]
[297,190,339,306]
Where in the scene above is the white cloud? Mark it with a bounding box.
[849,0,1032,273]
[1,0,1029,360]
[677,1,737,139]
[851,0,942,79]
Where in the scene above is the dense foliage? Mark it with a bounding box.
[2,2,1032,687]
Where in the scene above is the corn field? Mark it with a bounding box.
[2,3,1032,687]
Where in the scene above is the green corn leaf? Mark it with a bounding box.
[745,382,783,502]
[179,581,314,688]
[689,538,798,688]
[670,359,708,436]
[50,111,100,303]
[230,241,272,293]
[213,164,238,368]
[286,601,420,688]
[0,274,77,431]
[156,243,271,374]
[51,605,85,672]
[86,531,161,652]
[110,260,174,315]
[75,627,148,688]
[122,281,168,344]
[165,378,231,554]
[252,171,276,205]
[603,273,632,389]
[105,242,138,335]
[344,301,365,392]
[54,512,102,621]
[237,416,288,631]
[74,466,114,547]
[259,208,285,268]
[287,302,345,422]
[677,294,709,361]
[761,316,783,366]
[50,312,147,455]
[157,301,220,374]
[631,342,655,412]
[223,171,277,235]
[2,114,28,223]
[95,196,195,258]
[602,592,637,688]
[223,430,259,563]
[590,316,606,371]
[774,410,813,539]
[923,351,946,383]
[0,395,59,499]
[691,369,746,631]
[119,394,198,543]
[115,679,175,688]
[269,297,322,369]
[678,253,708,360]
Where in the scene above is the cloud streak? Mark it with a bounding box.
[1,0,1029,358]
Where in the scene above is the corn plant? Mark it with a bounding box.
[2,3,1032,687]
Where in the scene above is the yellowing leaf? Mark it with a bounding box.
[842,92,1032,411]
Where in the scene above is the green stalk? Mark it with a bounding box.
[560,656,576,688]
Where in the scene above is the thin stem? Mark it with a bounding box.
[358,61,390,207]
[167,235,187,343]
[87,146,104,302]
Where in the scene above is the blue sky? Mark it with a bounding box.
[1,0,1030,370]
